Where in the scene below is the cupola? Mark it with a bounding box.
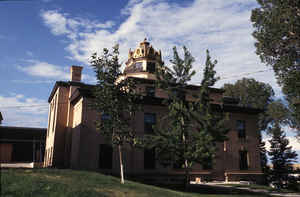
[124,38,163,80]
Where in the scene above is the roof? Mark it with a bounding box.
[49,77,224,103]
[48,81,94,102]
[126,77,225,93]
[0,126,46,141]
[49,77,262,115]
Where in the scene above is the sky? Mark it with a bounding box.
[0,0,299,159]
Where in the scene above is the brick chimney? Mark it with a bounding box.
[70,65,83,82]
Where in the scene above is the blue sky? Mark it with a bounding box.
[0,0,299,158]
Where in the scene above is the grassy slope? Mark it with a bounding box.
[1,169,267,197]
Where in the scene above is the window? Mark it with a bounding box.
[101,113,110,121]
[144,148,156,169]
[135,62,143,69]
[236,120,246,138]
[147,62,156,73]
[202,158,213,170]
[144,113,156,134]
[146,86,155,97]
[173,159,185,169]
[98,144,113,169]
[171,89,185,100]
[239,150,248,170]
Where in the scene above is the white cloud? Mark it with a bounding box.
[17,59,96,84]
[40,0,281,95]
[264,137,300,152]
[0,94,48,128]
[41,10,114,40]
[18,60,69,80]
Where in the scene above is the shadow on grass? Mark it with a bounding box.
[146,183,269,196]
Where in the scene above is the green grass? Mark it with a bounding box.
[1,169,268,197]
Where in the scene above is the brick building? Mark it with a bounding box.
[44,40,264,183]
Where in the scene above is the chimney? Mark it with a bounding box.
[70,65,83,82]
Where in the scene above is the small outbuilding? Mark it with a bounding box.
[0,126,46,164]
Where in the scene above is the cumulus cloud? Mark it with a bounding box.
[18,60,69,80]
[40,0,281,95]
[41,10,114,40]
[264,137,300,152]
[0,94,49,128]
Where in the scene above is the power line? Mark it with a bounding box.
[219,68,273,81]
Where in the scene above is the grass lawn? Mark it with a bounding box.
[1,168,268,197]
[220,183,299,193]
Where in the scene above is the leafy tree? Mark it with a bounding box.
[223,78,274,109]
[223,78,293,180]
[251,0,300,136]
[90,45,139,184]
[144,47,228,189]
[223,78,291,131]
[268,123,298,189]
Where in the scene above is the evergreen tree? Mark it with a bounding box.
[251,0,300,137]
[268,123,298,189]
[90,45,139,184]
[144,47,228,189]
[258,135,269,184]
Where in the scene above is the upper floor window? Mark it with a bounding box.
[239,150,249,170]
[146,86,155,97]
[135,62,143,69]
[147,62,156,73]
[144,113,156,134]
[236,120,246,138]
[171,89,186,100]
[101,113,110,121]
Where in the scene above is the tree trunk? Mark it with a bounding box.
[184,159,190,191]
[118,144,125,184]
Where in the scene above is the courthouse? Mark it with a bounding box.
[44,39,264,183]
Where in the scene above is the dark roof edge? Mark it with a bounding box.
[70,88,95,105]
[48,81,94,103]
[127,77,224,93]
[0,126,47,131]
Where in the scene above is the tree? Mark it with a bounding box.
[268,123,298,189]
[223,78,292,181]
[223,78,274,109]
[251,0,300,136]
[223,78,291,131]
[90,45,139,184]
[144,47,228,189]
[258,134,270,183]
